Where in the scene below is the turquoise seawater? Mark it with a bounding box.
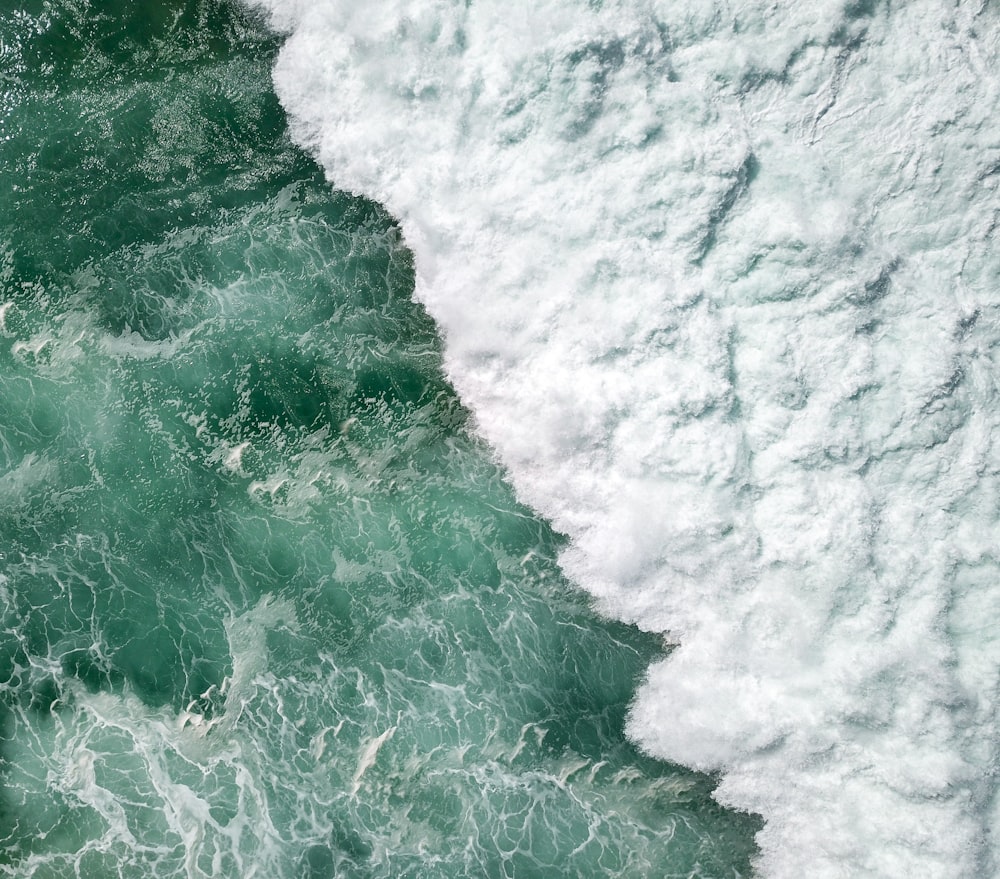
[0,2,761,875]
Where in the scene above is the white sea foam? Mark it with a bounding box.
[0,596,294,878]
[243,0,1000,874]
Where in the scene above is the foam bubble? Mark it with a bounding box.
[243,0,1000,874]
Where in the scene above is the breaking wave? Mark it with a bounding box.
[245,1,1000,875]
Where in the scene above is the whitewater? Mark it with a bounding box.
[243,0,1000,876]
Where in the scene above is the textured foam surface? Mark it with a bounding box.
[245,1,1000,874]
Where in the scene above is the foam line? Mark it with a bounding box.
[244,0,1000,874]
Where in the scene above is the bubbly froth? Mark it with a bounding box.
[244,0,1000,875]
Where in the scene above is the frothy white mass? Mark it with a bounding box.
[244,0,1000,875]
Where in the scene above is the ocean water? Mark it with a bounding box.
[243,0,1000,877]
[0,2,762,877]
[2,1,998,878]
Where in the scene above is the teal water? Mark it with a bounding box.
[0,2,761,875]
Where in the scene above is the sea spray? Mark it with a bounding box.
[246,0,1000,875]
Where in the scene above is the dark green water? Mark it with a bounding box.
[0,1,760,875]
